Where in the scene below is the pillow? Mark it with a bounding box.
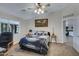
[34,33,37,35]
[43,31,48,36]
[37,31,44,36]
[31,30,37,35]
[44,33,47,35]
[38,33,43,35]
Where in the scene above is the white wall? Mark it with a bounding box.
[0,11,28,44]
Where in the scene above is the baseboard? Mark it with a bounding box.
[73,47,79,53]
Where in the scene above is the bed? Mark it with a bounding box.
[19,31,50,55]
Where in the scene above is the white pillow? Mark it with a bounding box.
[43,31,48,35]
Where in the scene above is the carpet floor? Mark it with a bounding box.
[7,43,79,56]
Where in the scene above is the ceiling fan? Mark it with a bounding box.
[34,3,51,14]
[21,3,50,14]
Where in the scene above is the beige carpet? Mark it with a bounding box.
[6,43,79,56]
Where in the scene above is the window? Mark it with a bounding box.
[1,23,19,34]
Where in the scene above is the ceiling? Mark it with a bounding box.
[0,3,69,20]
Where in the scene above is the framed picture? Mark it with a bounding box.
[35,19,48,27]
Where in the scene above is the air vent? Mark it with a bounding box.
[63,13,74,18]
[21,9,26,12]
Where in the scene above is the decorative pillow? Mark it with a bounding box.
[43,31,48,35]
[38,33,43,35]
[34,33,37,35]
[44,33,47,35]
[31,30,37,35]
[37,31,44,36]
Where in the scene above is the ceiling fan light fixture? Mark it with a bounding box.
[34,10,37,13]
[34,3,45,14]
[38,8,42,12]
[41,10,44,14]
[37,11,40,14]
[42,5,45,9]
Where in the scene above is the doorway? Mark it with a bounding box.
[63,19,73,47]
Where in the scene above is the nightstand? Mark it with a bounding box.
[51,34,57,43]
